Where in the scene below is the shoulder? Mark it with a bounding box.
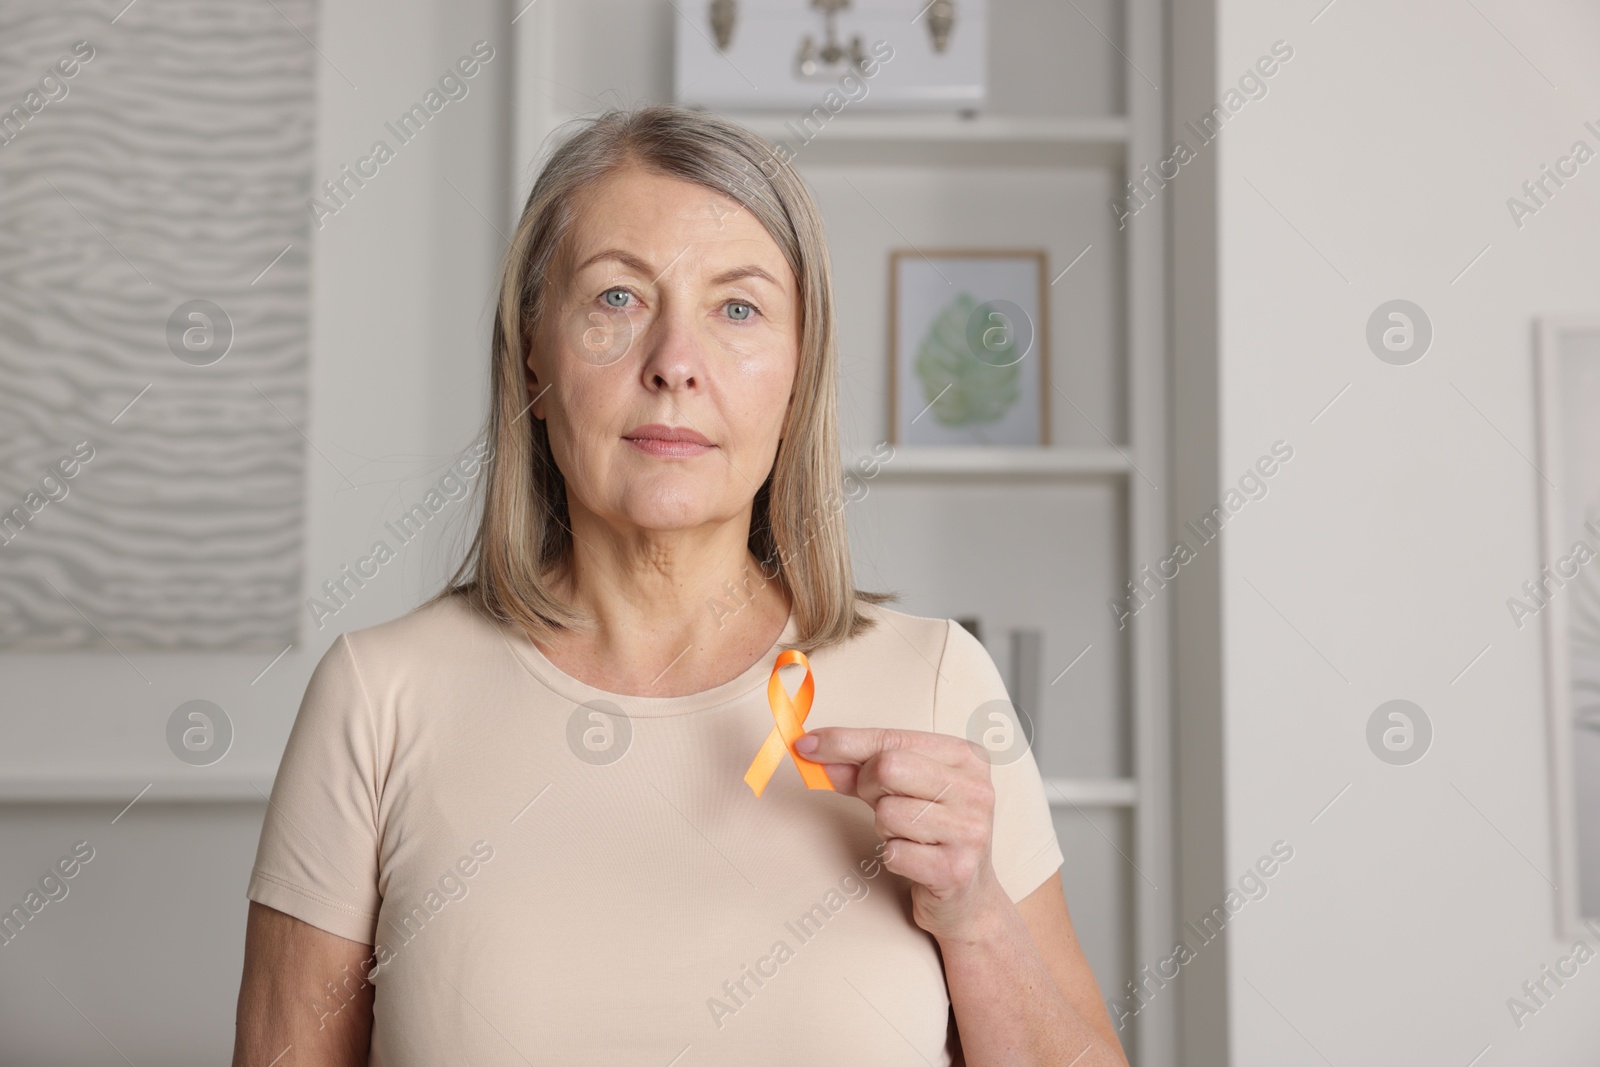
[835,597,953,664]
[324,590,502,690]
[844,600,1012,732]
[814,600,1003,731]
[837,598,996,679]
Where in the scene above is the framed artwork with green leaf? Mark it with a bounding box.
[1534,317,1600,935]
[888,249,1049,446]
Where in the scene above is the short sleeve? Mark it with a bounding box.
[931,619,1064,904]
[245,633,383,944]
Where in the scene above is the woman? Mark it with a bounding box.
[233,104,1127,1067]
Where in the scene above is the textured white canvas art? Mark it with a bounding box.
[0,1,315,651]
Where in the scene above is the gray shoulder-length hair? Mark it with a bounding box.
[431,103,897,654]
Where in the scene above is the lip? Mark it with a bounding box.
[623,423,715,457]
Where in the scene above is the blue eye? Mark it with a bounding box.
[727,301,756,321]
[602,288,631,308]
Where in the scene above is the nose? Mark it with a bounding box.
[638,297,708,393]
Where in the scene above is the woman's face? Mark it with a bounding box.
[527,165,801,539]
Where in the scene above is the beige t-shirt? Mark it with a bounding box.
[246,591,1064,1065]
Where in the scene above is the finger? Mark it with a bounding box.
[878,837,983,893]
[817,760,862,799]
[872,792,962,846]
[798,726,978,769]
[872,780,993,850]
[854,747,973,810]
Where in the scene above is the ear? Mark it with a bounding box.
[525,346,547,421]
[782,385,799,431]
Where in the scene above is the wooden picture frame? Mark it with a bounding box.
[888,249,1050,446]
[1533,316,1600,936]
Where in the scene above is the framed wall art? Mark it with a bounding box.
[889,248,1049,446]
[0,2,315,652]
[1533,316,1600,934]
[674,0,988,113]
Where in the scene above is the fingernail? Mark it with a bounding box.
[795,733,818,753]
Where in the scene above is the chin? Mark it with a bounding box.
[619,491,723,530]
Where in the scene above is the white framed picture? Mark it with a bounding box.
[888,249,1050,447]
[1533,316,1600,935]
[673,0,987,113]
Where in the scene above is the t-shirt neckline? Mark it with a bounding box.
[501,609,801,717]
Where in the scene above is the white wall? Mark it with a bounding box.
[1196,0,1600,1062]
[0,0,507,1060]
[17,0,1596,1062]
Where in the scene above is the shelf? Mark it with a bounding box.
[1043,777,1138,807]
[0,771,277,804]
[845,445,1131,479]
[696,112,1129,167]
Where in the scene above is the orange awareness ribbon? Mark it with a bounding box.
[743,649,835,797]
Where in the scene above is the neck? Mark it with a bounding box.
[539,518,791,697]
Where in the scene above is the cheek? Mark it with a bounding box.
[738,345,798,428]
[717,365,787,441]
[728,324,797,388]
[566,307,637,367]
[551,378,621,444]
[542,286,636,367]
[545,412,613,508]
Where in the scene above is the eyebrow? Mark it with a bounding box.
[575,248,784,290]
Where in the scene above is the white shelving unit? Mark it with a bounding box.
[727,113,1129,166]
[1043,776,1140,805]
[513,3,1172,1061]
[846,445,1131,477]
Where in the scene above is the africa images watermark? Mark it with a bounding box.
[0,840,96,949]
[1110,39,1294,230]
[307,40,496,230]
[1505,917,1600,1031]
[306,440,491,629]
[1108,440,1294,630]
[0,40,96,148]
[311,839,496,1030]
[706,838,893,1030]
[1505,514,1600,631]
[1,440,97,548]
[706,440,896,630]
[1105,840,1295,1031]
[1505,117,1600,231]
[732,39,895,193]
